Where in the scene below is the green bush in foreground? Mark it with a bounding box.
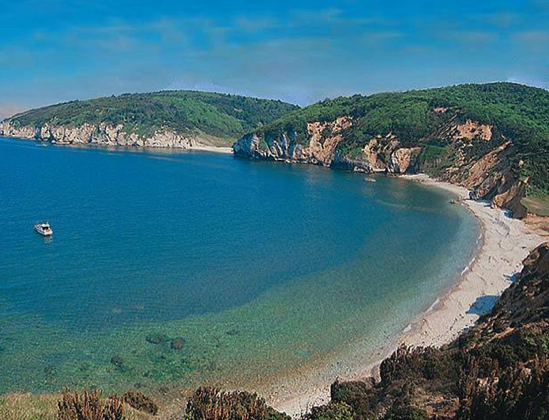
[384,405,428,420]
[57,389,123,420]
[184,387,290,420]
[302,402,355,420]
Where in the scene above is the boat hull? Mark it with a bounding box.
[34,225,53,236]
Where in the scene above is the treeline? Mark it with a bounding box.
[7,91,299,140]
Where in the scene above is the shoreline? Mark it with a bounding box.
[272,173,546,417]
[0,135,234,155]
[188,144,233,154]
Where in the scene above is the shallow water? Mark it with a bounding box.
[0,137,479,395]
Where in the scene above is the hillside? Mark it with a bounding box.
[0,91,299,148]
[234,83,549,218]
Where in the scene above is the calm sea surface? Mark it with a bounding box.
[0,137,479,395]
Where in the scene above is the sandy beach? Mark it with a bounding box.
[273,174,547,417]
[189,145,234,154]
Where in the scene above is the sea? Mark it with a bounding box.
[0,136,480,397]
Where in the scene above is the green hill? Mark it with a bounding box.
[235,83,549,214]
[3,91,299,144]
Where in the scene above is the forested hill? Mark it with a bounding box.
[0,91,299,146]
[234,83,549,217]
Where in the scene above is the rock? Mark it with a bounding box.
[454,119,492,141]
[146,333,167,344]
[170,338,185,350]
[0,120,200,149]
[233,117,352,165]
[387,147,421,174]
[110,356,124,366]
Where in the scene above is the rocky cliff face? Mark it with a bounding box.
[234,115,528,218]
[233,117,352,165]
[0,121,203,149]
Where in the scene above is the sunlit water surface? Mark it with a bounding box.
[0,137,479,395]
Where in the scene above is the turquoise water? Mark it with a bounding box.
[0,137,479,397]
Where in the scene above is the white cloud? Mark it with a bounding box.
[507,76,549,90]
[512,30,549,51]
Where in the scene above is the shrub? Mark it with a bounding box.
[380,346,457,385]
[384,405,428,420]
[301,402,354,420]
[330,379,375,419]
[122,390,158,415]
[459,357,549,420]
[57,389,123,420]
[184,387,290,420]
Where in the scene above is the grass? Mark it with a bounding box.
[522,195,549,217]
[0,393,59,420]
[0,393,157,420]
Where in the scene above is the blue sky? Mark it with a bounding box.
[1,0,549,118]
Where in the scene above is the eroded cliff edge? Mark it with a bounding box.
[233,115,527,218]
[234,83,549,220]
[0,121,204,149]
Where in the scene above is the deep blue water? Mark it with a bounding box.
[0,137,479,394]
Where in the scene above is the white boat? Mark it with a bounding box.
[34,222,53,236]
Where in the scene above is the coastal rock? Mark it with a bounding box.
[0,121,38,139]
[305,117,352,165]
[361,138,390,171]
[170,337,185,350]
[387,147,421,174]
[0,120,203,150]
[233,117,352,165]
[444,141,528,218]
[233,114,527,218]
[145,333,168,345]
[110,356,124,366]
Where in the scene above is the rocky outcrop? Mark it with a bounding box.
[454,119,493,141]
[0,121,202,149]
[234,123,420,176]
[233,116,529,218]
[233,117,352,165]
[441,141,528,218]
[387,147,421,174]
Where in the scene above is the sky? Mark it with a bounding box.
[1,0,549,119]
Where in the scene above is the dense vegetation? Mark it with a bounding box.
[6,91,299,141]
[257,83,549,194]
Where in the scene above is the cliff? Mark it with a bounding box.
[0,121,204,148]
[234,83,549,219]
[0,90,299,149]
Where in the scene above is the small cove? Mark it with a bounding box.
[0,137,480,397]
